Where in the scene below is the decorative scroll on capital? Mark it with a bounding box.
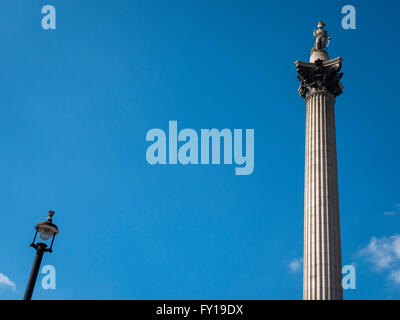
[295,57,344,98]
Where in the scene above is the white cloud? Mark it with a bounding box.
[384,211,399,216]
[390,270,400,285]
[289,258,303,273]
[359,236,399,269]
[383,203,400,216]
[359,234,400,286]
[0,273,16,291]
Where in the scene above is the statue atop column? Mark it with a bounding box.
[312,21,331,52]
[309,21,331,62]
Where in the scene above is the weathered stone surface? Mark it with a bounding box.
[295,58,344,98]
[309,50,329,63]
[302,91,343,300]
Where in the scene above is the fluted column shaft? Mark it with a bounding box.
[303,90,342,300]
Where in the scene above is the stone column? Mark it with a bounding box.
[296,55,344,300]
[304,90,342,300]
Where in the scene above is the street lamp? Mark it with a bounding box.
[23,210,59,300]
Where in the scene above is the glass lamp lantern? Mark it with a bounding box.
[30,210,59,252]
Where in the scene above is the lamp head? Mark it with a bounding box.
[31,210,59,251]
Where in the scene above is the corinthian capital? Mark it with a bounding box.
[295,57,344,98]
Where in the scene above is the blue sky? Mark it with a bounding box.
[0,0,399,300]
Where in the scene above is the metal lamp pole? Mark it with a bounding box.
[23,243,50,300]
[23,211,59,300]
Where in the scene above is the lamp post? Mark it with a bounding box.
[23,210,59,300]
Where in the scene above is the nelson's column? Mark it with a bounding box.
[295,21,344,300]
